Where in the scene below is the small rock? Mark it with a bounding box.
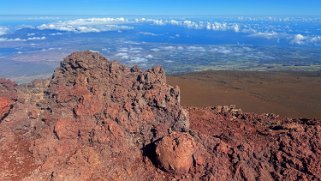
[213,105,223,113]
[28,110,39,119]
[222,106,230,113]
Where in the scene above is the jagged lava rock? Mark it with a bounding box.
[22,51,188,180]
[0,96,11,120]
[0,78,17,122]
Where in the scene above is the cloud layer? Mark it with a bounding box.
[0,17,312,46]
[0,36,46,42]
[37,17,133,33]
[135,18,241,32]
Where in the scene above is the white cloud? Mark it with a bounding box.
[232,24,240,32]
[170,20,180,25]
[134,18,241,32]
[310,36,321,43]
[291,34,305,44]
[49,32,63,36]
[187,46,206,52]
[27,36,46,40]
[0,36,46,42]
[41,47,62,52]
[163,46,176,51]
[0,38,25,42]
[177,46,184,50]
[0,26,9,36]
[129,57,148,63]
[115,52,130,59]
[290,34,321,45]
[139,32,158,36]
[89,50,100,53]
[151,19,165,25]
[135,18,167,25]
[182,20,241,32]
[37,17,133,33]
[145,54,153,59]
[182,20,199,29]
[134,18,146,22]
[130,47,143,51]
[248,30,321,45]
[242,47,253,51]
[75,26,101,33]
[210,47,232,54]
[165,60,174,63]
[129,47,143,53]
[248,31,280,39]
[62,17,126,26]
[122,41,141,45]
[207,22,227,31]
[118,47,129,52]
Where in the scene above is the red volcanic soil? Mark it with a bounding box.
[0,51,320,180]
[168,71,321,118]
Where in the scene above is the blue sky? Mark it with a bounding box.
[0,0,321,16]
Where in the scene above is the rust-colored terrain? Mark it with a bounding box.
[0,51,320,180]
[168,71,321,118]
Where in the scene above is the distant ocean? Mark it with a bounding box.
[1,15,321,82]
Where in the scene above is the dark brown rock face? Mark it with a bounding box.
[0,51,320,181]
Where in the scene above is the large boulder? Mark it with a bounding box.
[155,132,196,174]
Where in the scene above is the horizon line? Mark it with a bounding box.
[0,14,321,17]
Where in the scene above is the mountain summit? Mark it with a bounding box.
[0,51,320,180]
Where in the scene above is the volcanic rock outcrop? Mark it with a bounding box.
[0,51,320,181]
[0,78,17,121]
